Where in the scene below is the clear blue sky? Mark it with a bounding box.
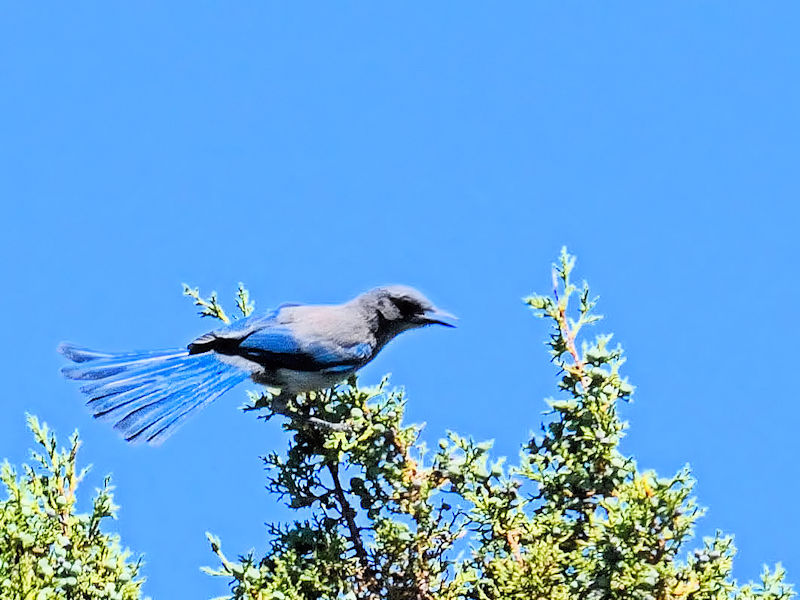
[1,3,798,598]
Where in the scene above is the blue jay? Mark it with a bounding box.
[59,285,455,445]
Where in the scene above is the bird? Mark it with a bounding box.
[58,285,456,446]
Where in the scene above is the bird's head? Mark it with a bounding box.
[357,285,457,335]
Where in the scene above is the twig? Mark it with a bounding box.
[327,461,382,599]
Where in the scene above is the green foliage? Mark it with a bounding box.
[200,250,795,600]
[182,282,255,324]
[0,416,145,600]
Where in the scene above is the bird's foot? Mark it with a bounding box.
[303,416,353,433]
[268,392,352,432]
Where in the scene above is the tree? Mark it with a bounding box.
[2,250,792,599]
[0,416,145,600]
[199,250,794,600]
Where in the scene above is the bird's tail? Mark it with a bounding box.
[58,343,249,445]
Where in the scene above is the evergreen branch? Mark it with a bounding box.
[235,283,255,317]
[326,460,381,599]
[182,284,231,323]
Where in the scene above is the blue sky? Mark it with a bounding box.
[1,3,798,597]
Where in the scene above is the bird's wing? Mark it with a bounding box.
[187,304,293,349]
[238,329,371,373]
[188,306,371,373]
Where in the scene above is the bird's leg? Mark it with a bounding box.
[269,390,352,433]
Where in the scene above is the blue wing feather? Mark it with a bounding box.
[238,328,304,355]
[239,329,371,372]
[191,306,374,372]
[193,304,298,340]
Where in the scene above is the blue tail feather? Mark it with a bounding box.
[58,342,249,445]
[142,375,240,445]
[60,348,190,381]
[121,369,242,444]
[78,357,201,395]
[57,343,185,364]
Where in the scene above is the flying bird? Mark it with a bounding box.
[59,285,455,445]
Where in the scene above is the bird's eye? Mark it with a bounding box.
[394,298,422,317]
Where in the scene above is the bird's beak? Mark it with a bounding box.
[420,307,457,328]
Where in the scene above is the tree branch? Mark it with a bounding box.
[327,461,381,599]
